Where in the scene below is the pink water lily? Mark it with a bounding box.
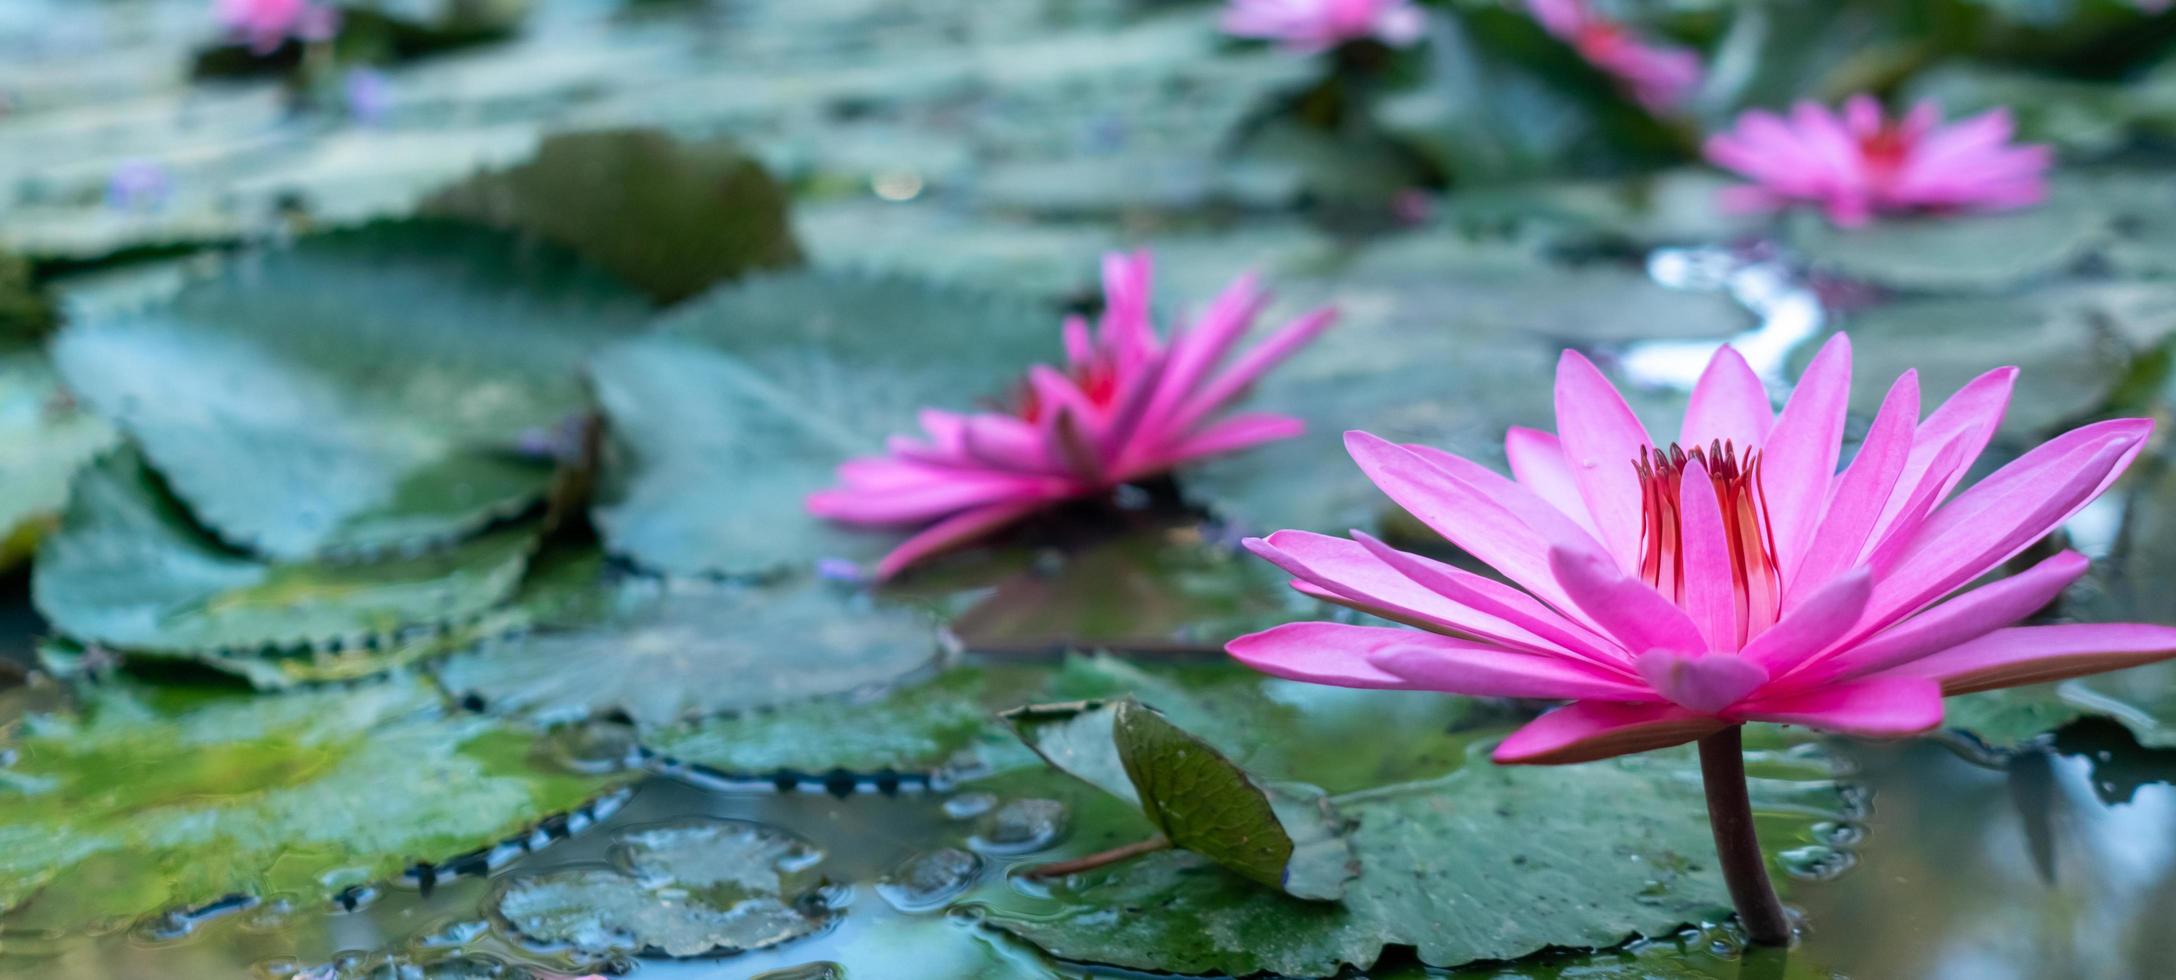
[1529,0,1701,111]
[809,252,1336,579]
[1220,0,1427,53]
[1705,95,2053,227]
[1230,336,2176,767]
[215,0,339,54]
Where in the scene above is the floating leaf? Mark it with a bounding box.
[0,346,118,563]
[975,735,1848,975]
[52,222,648,560]
[1785,196,2112,292]
[423,128,802,304]
[590,270,1053,577]
[33,451,537,658]
[0,675,629,934]
[1005,697,1358,901]
[490,818,832,958]
[431,576,943,731]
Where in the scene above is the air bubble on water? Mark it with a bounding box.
[969,798,1069,854]
[942,791,998,820]
[874,847,985,912]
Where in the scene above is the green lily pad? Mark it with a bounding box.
[490,818,833,958]
[430,576,943,731]
[1785,194,2113,292]
[0,674,630,934]
[942,524,1323,655]
[0,346,118,563]
[590,270,1054,577]
[33,451,538,657]
[974,735,1848,975]
[422,128,802,304]
[51,221,649,560]
[1940,687,2088,753]
[1004,697,1359,901]
[641,666,1045,780]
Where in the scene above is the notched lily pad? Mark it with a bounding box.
[1003,696,1358,901]
[0,675,628,934]
[590,270,1054,577]
[492,818,833,958]
[33,451,537,660]
[430,576,944,731]
[52,221,649,560]
[0,345,118,563]
[423,128,802,304]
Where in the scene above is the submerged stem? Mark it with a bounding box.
[1697,726,1792,946]
[1023,835,1171,879]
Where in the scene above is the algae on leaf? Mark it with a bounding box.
[0,675,630,935]
[52,221,649,560]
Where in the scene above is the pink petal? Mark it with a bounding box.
[872,499,1050,579]
[1727,676,1943,737]
[1677,457,1739,650]
[1152,412,1303,471]
[806,470,1041,525]
[1636,650,1769,712]
[1873,623,2176,695]
[1504,426,1601,538]
[1492,701,1727,765]
[1552,350,1652,571]
[1095,351,1169,460]
[1869,367,2016,547]
[1799,550,2089,687]
[1172,307,1338,435]
[1548,546,1707,655]
[1349,530,1628,668]
[1247,530,1598,659]
[1865,418,2151,632]
[1137,274,1266,441]
[1787,370,1917,602]
[1679,345,1773,451]
[1759,333,1851,582]
[1344,431,1590,614]
[1226,621,1412,688]
[1401,442,1615,561]
[1740,568,1873,676]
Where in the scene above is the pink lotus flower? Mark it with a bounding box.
[215,0,339,55]
[809,252,1336,579]
[1529,0,1702,111]
[1220,0,1427,54]
[1705,96,2053,227]
[1230,336,2176,766]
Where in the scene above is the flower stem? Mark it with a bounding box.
[1023,835,1171,879]
[1697,726,1792,946]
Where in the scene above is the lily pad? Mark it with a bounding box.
[490,818,832,958]
[590,270,1054,577]
[430,577,944,731]
[975,736,1849,975]
[0,346,118,563]
[1005,697,1358,901]
[35,451,537,658]
[422,128,802,304]
[642,666,1044,780]
[1784,195,2113,292]
[51,221,649,560]
[0,675,629,934]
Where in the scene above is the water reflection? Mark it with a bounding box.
[1621,246,1824,391]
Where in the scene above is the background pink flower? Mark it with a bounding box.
[1528,0,1701,110]
[215,0,339,54]
[1704,95,2053,227]
[1221,0,1427,54]
[1229,336,2176,765]
[809,252,1336,579]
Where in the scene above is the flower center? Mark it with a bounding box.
[1634,440,1782,647]
[1013,359,1122,424]
[1857,126,1913,178]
